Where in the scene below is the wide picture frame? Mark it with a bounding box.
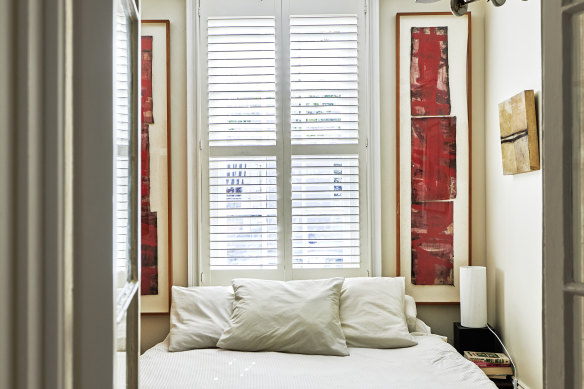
[140,19,173,314]
[396,12,471,303]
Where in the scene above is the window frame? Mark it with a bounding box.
[187,0,381,286]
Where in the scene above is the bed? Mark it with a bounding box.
[140,333,496,388]
[139,278,497,388]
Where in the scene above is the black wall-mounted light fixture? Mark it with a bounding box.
[450,0,506,16]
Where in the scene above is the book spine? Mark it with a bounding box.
[472,361,511,368]
[467,357,508,364]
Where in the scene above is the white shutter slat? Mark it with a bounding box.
[291,155,360,268]
[208,17,277,147]
[208,157,278,269]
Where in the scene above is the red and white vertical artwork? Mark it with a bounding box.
[409,26,457,286]
[141,35,159,295]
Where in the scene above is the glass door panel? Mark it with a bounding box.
[114,0,140,387]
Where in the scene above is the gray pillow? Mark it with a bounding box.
[217,278,349,356]
[168,285,234,352]
[340,277,418,348]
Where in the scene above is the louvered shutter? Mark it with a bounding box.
[114,13,130,273]
[209,156,278,269]
[206,16,280,271]
[198,0,369,284]
[290,16,359,145]
[207,17,277,147]
[291,155,360,268]
[289,15,361,269]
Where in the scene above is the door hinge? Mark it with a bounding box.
[365,138,369,148]
[199,139,203,151]
[364,0,368,15]
[200,272,204,284]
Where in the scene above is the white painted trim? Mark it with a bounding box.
[541,0,568,387]
[8,0,74,387]
[72,0,124,387]
[0,1,16,387]
[187,0,200,286]
[15,1,44,386]
[43,0,74,387]
[366,0,381,277]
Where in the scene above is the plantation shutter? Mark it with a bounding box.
[198,0,369,285]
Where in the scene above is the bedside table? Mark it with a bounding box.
[453,322,513,389]
[453,322,501,355]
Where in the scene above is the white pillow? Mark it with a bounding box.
[168,285,234,352]
[340,277,417,348]
[217,278,349,356]
[404,294,417,332]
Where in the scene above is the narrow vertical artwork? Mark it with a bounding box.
[410,27,451,116]
[411,117,457,202]
[411,201,454,285]
[141,35,159,295]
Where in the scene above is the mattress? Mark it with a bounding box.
[140,333,496,389]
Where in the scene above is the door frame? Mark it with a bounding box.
[542,0,584,387]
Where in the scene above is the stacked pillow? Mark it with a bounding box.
[169,277,420,356]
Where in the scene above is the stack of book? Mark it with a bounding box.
[464,351,513,380]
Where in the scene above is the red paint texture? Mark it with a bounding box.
[410,27,451,116]
[411,117,457,202]
[141,36,158,295]
[411,201,454,285]
[141,36,154,124]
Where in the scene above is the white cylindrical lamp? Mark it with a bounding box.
[459,266,487,328]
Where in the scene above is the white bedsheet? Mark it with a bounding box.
[140,334,496,389]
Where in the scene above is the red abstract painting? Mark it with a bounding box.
[141,36,154,125]
[411,201,454,285]
[410,27,451,116]
[411,117,457,202]
[141,36,158,295]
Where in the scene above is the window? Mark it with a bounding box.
[197,0,370,285]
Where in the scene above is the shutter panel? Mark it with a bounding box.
[291,155,360,268]
[209,157,278,269]
[290,16,359,145]
[115,13,130,271]
[207,17,277,147]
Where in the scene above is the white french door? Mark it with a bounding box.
[543,1,584,387]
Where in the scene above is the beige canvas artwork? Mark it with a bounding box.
[498,90,540,175]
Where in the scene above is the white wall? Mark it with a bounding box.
[140,0,188,352]
[379,0,486,342]
[484,1,542,388]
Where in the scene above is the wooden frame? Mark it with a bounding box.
[140,19,173,314]
[395,12,472,304]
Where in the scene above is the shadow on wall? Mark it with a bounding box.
[495,267,505,329]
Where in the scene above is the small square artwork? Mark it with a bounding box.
[498,90,540,175]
